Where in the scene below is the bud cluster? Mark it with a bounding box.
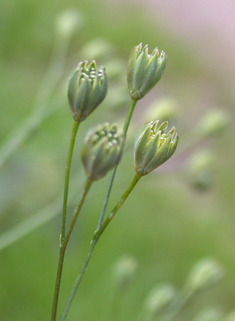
[134,120,178,176]
[127,43,167,100]
[81,123,124,181]
[68,60,107,122]
[185,258,224,292]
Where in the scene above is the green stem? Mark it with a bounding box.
[96,99,137,230]
[60,173,141,321]
[51,177,93,321]
[61,121,80,244]
[0,30,71,170]
[109,286,125,321]
[158,287,194,321]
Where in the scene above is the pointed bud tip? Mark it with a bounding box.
[134,120,178,175]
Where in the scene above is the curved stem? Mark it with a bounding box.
[60,173,141,321]
[61,120,80,244]
[96,99,137,230]
[51,177,93,321]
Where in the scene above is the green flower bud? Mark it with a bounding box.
[55,10,84,39]
[134,120,178,176]
[144,98,179,122]
[192,308,223,321]
[187,150,216,191]
[185,258,224,292]
[127,43,167,100]
[67,60,107,122]
[81,123,124,181]
[143,284,176,314]
[79,38,114,61]
[196,109,230,138]
[114,255,138,289]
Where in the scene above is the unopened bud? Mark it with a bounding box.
[127,43,167,100]
[68,60,107,122]
[144,284,176,314]
[144,98,179,122]
[187,150,215,191]
[81,123,124,181]
[192,307,223,321]
[114,255,138,289]
[79,38,114,61]
[56,10,84,38]
[196,109,229,138]
[134,120,178,176]
[185,258,224,292]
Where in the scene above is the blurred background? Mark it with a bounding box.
[0,0,235,320]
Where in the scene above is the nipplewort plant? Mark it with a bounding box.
[51,43,178,321]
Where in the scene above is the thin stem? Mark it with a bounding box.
[61,121,80,244]
[60,173,141,321]
[97,172,141,236]
[0,166,83,252]
[96,99,137,230]
[122,99,138,134]
[0,100,137,252]
[51,177,93,321]
[109,286,125,321]
[60,236,98,321]
[0,30,71,170]
[158,287,193,321]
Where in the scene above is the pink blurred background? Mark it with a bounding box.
[133,0,235,102]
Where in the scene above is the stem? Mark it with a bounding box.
[61,121,80,244]
[0,30,71,170]
[96,99,137,230]
[51,177,93,321]
[97,172,141,236]
[158,287,193,321]
[122,99,138,134]
[60,173,141,321]
[0,166,83,252]
[109,286,125,321]
[60,236,98,321]
[0,99,139,251]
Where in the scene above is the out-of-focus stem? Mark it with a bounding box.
[0,30,71,169]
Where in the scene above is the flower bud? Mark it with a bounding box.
[68,60,107,122]
[185,258,224,292]
[81,123,124,181]
[113,255,138,289]
[192,308,223,321]
[144,98,179,122]
[79,38,114,61]
[127,43,167,100]
[143,284,176,314]
[55,10,84,39]
[196,109,230,138]
[187,150,216,191]
[134,121,178,176]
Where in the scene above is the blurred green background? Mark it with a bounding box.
[1,0,235,320]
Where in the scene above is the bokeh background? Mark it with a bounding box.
[1,0,235,320]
